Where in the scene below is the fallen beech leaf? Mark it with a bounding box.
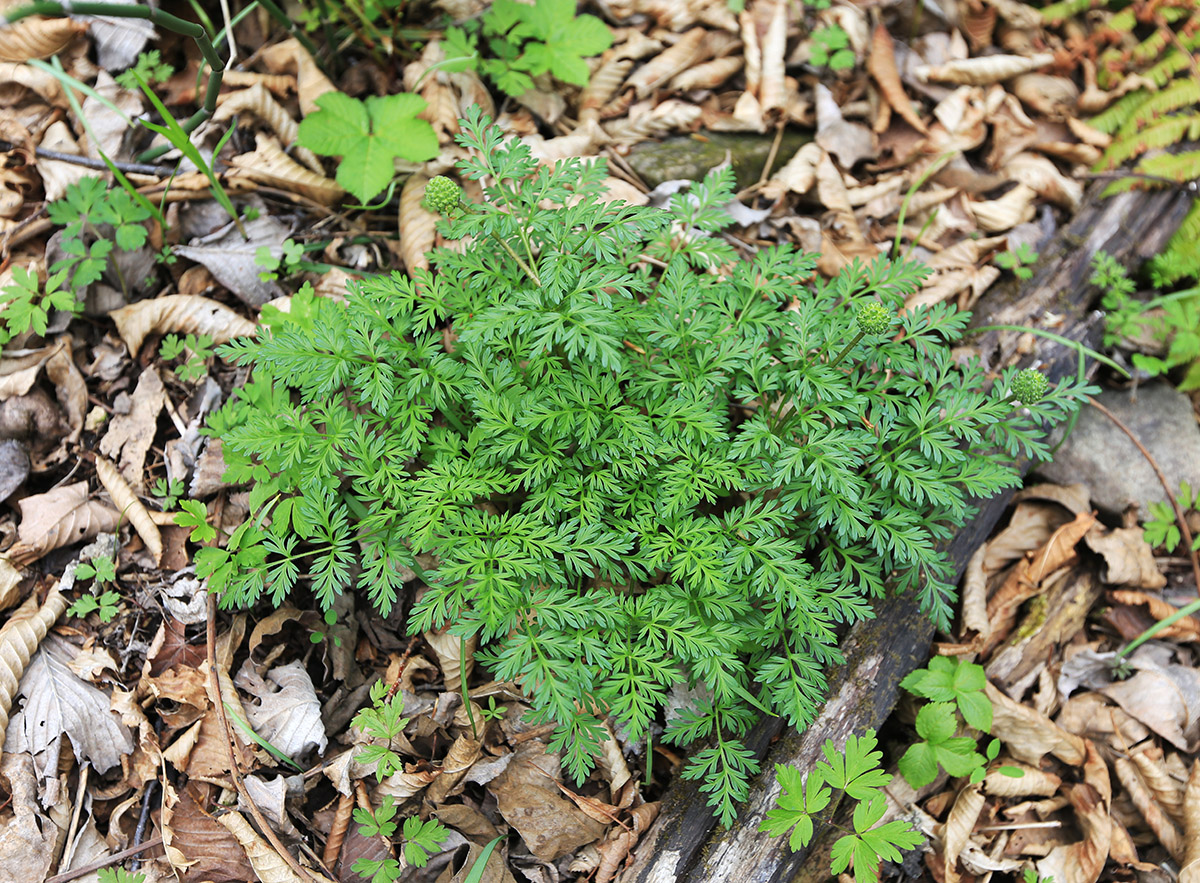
[1037,783,1111,883]
[109,295,257,357]
[757,0,786,117]
[0,588,66,764]
[425,626,475,692]
[218,811,310,883]
[162,782,258,883]
[815,83,876,168]
[492,746,606,861]
[1114,754,1183,858]
[987,681,1086,765]
[603,99,702,143]
[399,173,435,274]
[98,365,165,491]
[258,38,335,116]
[5,634,135,787]
[43,335,85,441]
[234,659,327,759]
[1100,656,1200,751]
[0,16,85,63]
[95,455,163,565]
[226,133,344,206]
[0,753,59,879]
[1180,761,1200,883]
[671,55,743,92]
[917,52,1055,86]
[625,28,707,99]
[983,762,1060,797]
[425,732,480,803]
[174,214,288,308]
[761,141,821,199]
[214,83,322,173]
[943,783,985,883]
[969,182,1038,232]
[867,24,927,134]
[7,482,121,567]
[1084,526,1166,589]
[374,766,440,802]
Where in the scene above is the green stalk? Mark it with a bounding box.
[826,329,866,369]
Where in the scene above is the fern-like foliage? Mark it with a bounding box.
[198,107,1091,823]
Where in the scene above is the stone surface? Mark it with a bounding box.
[1035,382,1200,520]
[626,129,812,188]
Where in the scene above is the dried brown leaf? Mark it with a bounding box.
[943,783,986,883]
[1037,782,1111,883]
[625,28,707,99]
[226,132,344,205]
[867,24,928,134]
[425,733,480,803]
[671,55,743,92]
[987,681,1086,765]
[1085,527,1166,589]
[758,0,786,117]
[95,455,163,565]
[1180,761,1200,883]
[815,83,876,168]
[399,173,435,274]
[1114,754,1183,859]
[215,85,322,172]
[8,482,120,566]
[492,747,607,861]
[109,295,257,358]
[0,587,65,763]
[162,783,258,883]
[917,53,1055,86]
[258,37,335,116]
[218,811,312,883]
[603,99,702,143]
[0,16,85,63]
[969,182,1038,232]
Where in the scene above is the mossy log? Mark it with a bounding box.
[618,183,1195,883]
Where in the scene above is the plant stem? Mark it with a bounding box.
[827,329,866,369]
[490,231,541,287]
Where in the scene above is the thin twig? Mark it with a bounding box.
[44,836,164,883]
[0,139,172,176]
[1087,396,1200,593]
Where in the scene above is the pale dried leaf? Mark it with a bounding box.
[0,16,85,62]
[374,767,439,802]
[761,141,821,199]
[225,133,344,205]
[603,99,702,143]
[36,121,90,201]
[0,588,66,762]
[426,733,481,803]
[1084,527,1165,589]
[235,659,327,759]
[1036,783,1111,883]
[1130,746,1186,827]
[867,24,927,134]
[943,783,985,883]
[1114,754,1182,856]
[1180,761,1200,883]
[217,811,309,883]
[982,762,1060,797]
[987,681,1086,765]
[917,53,1055,86]
[1100,659,1200,751]
[99,365,164,491]
[0,753,58,879]
[1004,153,1083,211]
[5,634,134,779]
[671,55,742,92]
[625,29,707,99]
[0,61,65,104]
[424,627,475,692]
[582,57,633,115]
[1010,73,1079,120]
[758,0,786,117]
[94,455,162,565]
[8,482,120,566]
[174,213,288,308]
[43,335,85,441]
[258,38,335,116]
[815,83,876,168]
[215,83,322,172]
[399,173,435,273]
[969,182,1037,232]
[492,746,607,861]
[109,295,257,357]
[959,544,990,641]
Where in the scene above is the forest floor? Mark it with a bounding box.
[0,0,1198,882]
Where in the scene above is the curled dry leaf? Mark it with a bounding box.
[917,53,1055,86]
[1180,761,1200,883]
[1129,746,1187,827]
[814,83,876,169]
[94,455,163,565]
[109,295,257,357]
[671,55,743,92]
[969,182,1038,232]
[162,782,259,882]
[867,24,928,134]
[604,99,703,144]
[98,365,164,491]
[761,141,821,199]
[942,783,985,883]
[225,133,344,205]
[582,57,634,117]
[986,681,1086,766]
[1037,782,1112,883]
[625,28,708,100]
[425,733,481,803]
[214,83,323,173]
[1010,73,1079,120]
[1084,526,1165,589]
[1002,153,1082,211]
[258,37,336,116]
[36,121,90,202]
[217,811,312,883]
[0,587,65,762]
[374,766,440,803]
[8,481,121,566]
[424,626,475,692]
[982,762,1060,797]
[0,61,65,105]
[757,0,786,118]
[399,173,435,274]
[0,16,85,63]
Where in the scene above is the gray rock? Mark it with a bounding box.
[627,129,812,189]
[1035,382,1200,520]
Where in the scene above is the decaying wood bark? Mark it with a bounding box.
[619,184,1196,883]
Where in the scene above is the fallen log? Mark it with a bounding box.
[619,183,1196,883]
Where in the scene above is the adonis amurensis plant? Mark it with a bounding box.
[197,106,1091,822]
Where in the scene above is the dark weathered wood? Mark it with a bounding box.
[618,183,1195,883]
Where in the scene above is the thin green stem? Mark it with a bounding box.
[827,329,866,369]
[490,231,542,287]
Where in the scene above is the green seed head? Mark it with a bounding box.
[1010,368,1049,405]
[856,301,892,336]
[424,176,462,215]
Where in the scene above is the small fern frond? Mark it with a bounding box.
[1151,201,1200,285]
[1090,90,1153,134]
[1118,79,1200,137]
[1134,149,1200,184]
[1040,0,1099,25]
[1098,115,1200,168]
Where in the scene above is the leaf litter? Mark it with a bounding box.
[0,0,1196,881]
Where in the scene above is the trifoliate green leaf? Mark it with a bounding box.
[297,92,438,204]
